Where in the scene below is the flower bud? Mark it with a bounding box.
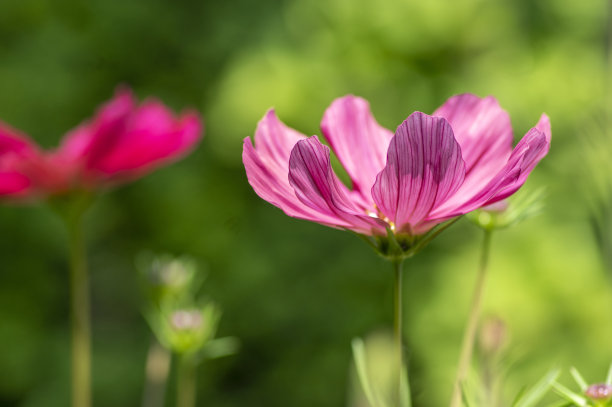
[479,316,507,356]
[585,383,612,401]
[468,188,545,231]
[170,310,204,331]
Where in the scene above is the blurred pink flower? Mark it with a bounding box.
[243,94,550,237]
[0,88,202,198]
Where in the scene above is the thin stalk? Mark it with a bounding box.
[176,354,197,407]
[449,230,492,407]
[142,338,171,407]
[392,258,405,407]
[67,211,92,407]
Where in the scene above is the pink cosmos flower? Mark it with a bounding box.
[243,94,550,244]
[0,88,202,198]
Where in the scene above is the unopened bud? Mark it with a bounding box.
[150,259,190,287]
[170,310,203,331]
[479,317,507,355]
[585,383,612,401]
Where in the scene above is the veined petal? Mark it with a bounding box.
[430,114,550,218]
[434,94,513,173]
[243,111,349,227]
[288,136,387,234]
[320,95,393,202]
[372,112,466,234]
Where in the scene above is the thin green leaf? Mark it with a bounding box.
[545,401,575,407]
[199,336,240,360]
[400,363,412,407]
[552,382,588,407]
[460,381,475,407]
[514,369,560,407]
[570,367,588,391]
[352,338,386,407]
[606,362,612,385]
[512,386,528,407]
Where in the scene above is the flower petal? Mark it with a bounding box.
[434,94,513,173]
[243,110,348,227]
[288,136,387,234]
[90,103,202,176]
[57,88,135,163]
[429,114,550,218]
[320,95,393,202]
[0,172,31,195]
[0,123,38,196]
[55,88,202,184]
[372,112,466,234]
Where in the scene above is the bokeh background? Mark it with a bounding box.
[0,0,611,406]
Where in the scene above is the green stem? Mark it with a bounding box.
[449,229,492,407]
[177,354,197,407]
[68,211,92,407]
[142,338,171,407]
[393,258,405,407]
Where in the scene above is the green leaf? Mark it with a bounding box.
[400,362,412,407]
[352,338,387,407]
[460,381,475,407]
[605,362,612,386]
[513,368,560,407]
[570,367,588,391]
[552,382,588,407]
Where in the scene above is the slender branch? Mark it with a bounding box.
[392,258,405,406]
[449,230,493,407]
[67,211,92,407]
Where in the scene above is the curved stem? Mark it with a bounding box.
[68,212,92,407]
[449,230,492,407]
[177,354,197,407]
[392,258,404,406]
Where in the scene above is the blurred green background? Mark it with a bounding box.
[0,0,611,406]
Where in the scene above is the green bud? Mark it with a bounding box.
[468,188,545,231]
[155,303,221,355]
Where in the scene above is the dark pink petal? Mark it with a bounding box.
[372,112,466,234]
[430,114,550,218]
[0,122,39,157]
[55,88,202,184]
[0,172,31,195]
[243,110,348,226]
[0,123,39,197]
[321,95,393,203]
[58,88,135,163]
[90,103,201,176]
[288,136,388,234]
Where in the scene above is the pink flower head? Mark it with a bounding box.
[243,94,550,256]
[0,88,202,198]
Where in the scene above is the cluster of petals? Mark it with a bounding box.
[243,94,551,236]
[0,88,202,198]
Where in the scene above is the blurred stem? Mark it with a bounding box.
[142,338,171,407]
[449,230,492,407]
[392,258,404,406]
[177,354,197,407]
[67,208,92,407]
